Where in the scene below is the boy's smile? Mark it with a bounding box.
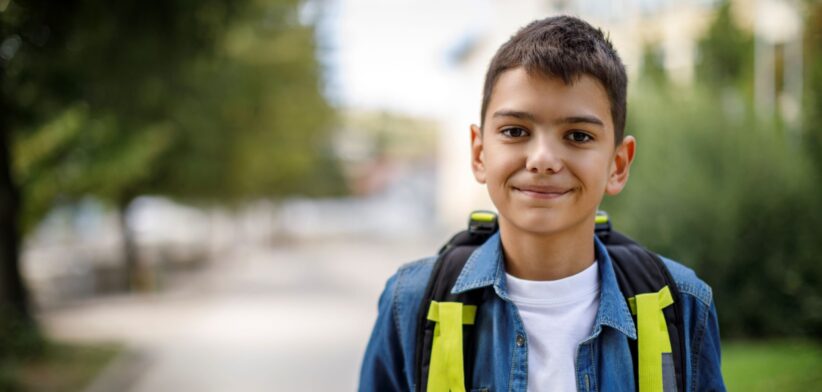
[471,67,635,239]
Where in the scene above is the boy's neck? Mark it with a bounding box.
[499,217,596,281]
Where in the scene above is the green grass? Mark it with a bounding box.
[722,340,822,391]
[2,342,121,392]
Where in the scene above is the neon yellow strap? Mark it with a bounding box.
[426,301,476,392]
[628,286,674,392]
[427,302,477,324]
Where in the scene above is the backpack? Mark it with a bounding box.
[414,211,685,392]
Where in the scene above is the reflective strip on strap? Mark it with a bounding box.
[628,286,675,392]
[426,301,477,392]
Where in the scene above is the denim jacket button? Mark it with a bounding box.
[516,334,525,347]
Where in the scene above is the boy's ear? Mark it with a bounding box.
[470,124,487,184]
[606,135,636,195]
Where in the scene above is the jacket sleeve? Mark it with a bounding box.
[359,273,410,392]
[694,301,726,391]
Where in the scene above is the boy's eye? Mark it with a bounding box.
[567,131,593,143]
[501,127,528,138]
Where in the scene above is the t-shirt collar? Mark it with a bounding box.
[450,231,637,339]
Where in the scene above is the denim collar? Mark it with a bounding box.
[450,231,637,339]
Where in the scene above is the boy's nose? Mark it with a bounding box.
[525,138,564,174]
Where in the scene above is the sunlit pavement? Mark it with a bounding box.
[40,235,439,391]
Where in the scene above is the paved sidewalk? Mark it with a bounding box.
[40,236,438,391]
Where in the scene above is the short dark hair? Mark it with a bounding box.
[480,16,628,144]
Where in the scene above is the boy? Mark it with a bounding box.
[359,16,724,391]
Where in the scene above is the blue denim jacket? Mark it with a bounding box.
[359,232,725,391]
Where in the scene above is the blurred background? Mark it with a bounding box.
[1,0,820,390]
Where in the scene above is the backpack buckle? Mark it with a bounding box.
[595,210,611,236]
[468,210,498,236]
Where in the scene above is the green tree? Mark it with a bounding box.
[695,1,754,93]
[1,0,343,364]
[6,0,254,292]
[802,1,822,172]
[638,42,667,86]
[607,1,822,339]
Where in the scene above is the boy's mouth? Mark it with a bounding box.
[512,185,572,199]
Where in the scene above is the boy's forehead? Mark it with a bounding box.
[485,67,613,128]
[493,67,610,100]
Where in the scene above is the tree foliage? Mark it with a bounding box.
[802,1,822,173]
[8,0,343,231]
[0,0,344,365]
[605,2,822,339]
[695,1,754,92]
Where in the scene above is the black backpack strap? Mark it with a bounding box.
[414,212,496,392]
[602,230,686,392]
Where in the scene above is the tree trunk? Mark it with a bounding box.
[0,114,34,343]
[117,195,145,291]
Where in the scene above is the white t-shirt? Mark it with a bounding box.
[505,261,601,392]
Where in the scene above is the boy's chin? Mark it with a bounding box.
[501,210,591,237]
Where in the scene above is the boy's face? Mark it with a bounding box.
[471,67,635,236]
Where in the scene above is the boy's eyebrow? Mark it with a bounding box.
[557,115,604,127]
[492,110,604,127]
[492,109,537,122]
